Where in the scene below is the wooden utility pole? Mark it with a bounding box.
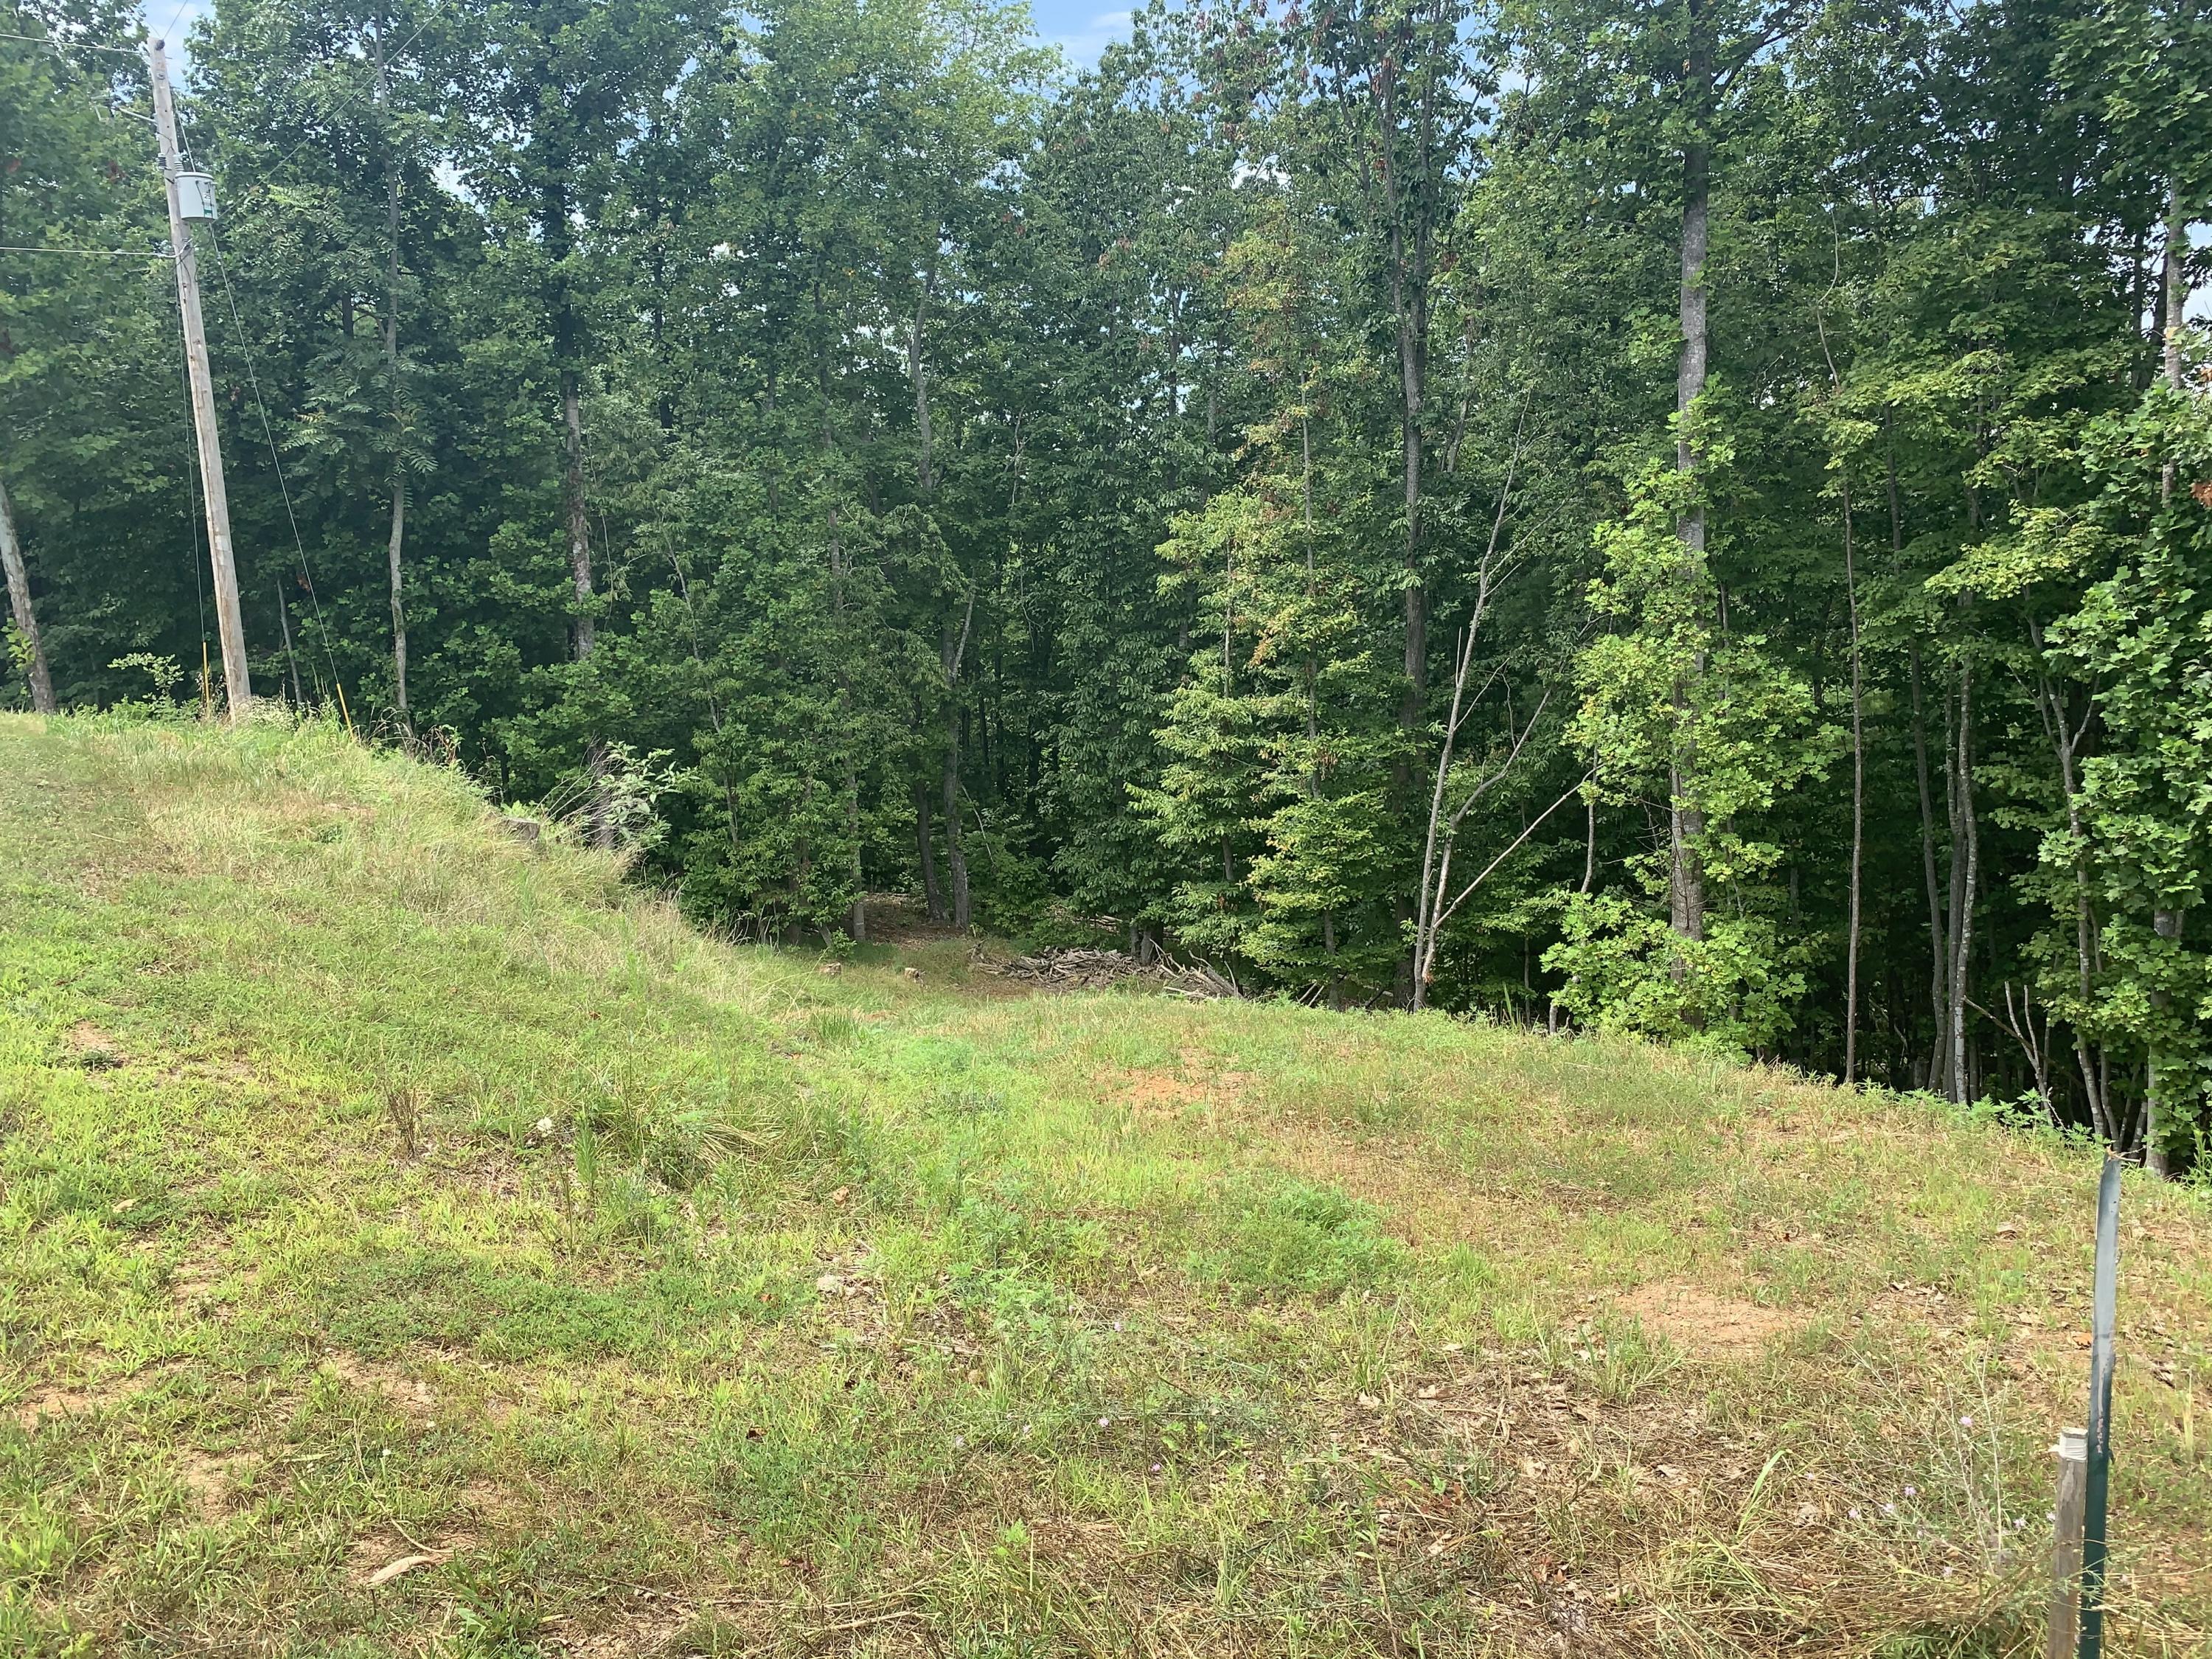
[149,39,251,718]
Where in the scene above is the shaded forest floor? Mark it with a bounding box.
[1,712,2207,1657]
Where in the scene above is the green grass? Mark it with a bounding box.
[1,710,2207,1657]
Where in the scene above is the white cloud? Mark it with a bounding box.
[1050,9,1131,70]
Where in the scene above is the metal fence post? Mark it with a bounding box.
[2077,1155,2121,1659]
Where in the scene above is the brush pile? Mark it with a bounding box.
[984,947,1237,999]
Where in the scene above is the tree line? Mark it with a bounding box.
[3,0,2207,1168]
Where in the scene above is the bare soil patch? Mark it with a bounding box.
[64,1020,127,1068]
[175,1448,246,1520]
[7,1364,166,1430]
[1615,1282,1805,1357]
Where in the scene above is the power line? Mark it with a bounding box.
[10,13,444,219]
[241,13,437,199]
[197,215,343,703]
[153,0,197,55]
[0,28,139,55]
[0,243,170,257]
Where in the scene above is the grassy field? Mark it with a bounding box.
[1,712,2207,1658]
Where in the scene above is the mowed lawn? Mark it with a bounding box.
[0,712,2206,1658]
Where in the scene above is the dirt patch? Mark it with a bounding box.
[7,1363,169,1430]
[1113,1071,1215,1112]
[317,1349,445,1419]
[64,1020,128,1068]
[168,1235,237,1309]
[347,1531,466,1587]
[1105,1054,1256,1117]
[10,1383,104,1430]
[458,1475,526,1525]
[553,1602,695,1657]
[175,1447,247,1520]
[1382,1353,1829,1651]
[1615,1282,1806,1357]
[343,1476,500,1587]
[1249,1120,1512,1250]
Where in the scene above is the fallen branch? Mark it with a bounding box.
[981,947,1238,999]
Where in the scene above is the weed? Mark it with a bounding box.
[1192,1179,1410,1300]
[383,1085,420,1159]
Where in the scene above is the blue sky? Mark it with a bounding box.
[142,0,1134,72]
[1033,2,1133,66]
[139,0,206,57]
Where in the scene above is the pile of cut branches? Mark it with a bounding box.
[984,947,1237,999]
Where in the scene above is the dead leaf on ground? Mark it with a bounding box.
[364,1551,445,1587]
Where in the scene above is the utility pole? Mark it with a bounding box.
[149,38,251,718]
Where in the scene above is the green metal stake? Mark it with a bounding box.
[2078,1155,2121,1659]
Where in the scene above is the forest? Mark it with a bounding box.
[1,0,2208,1165]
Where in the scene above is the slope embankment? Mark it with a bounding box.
[1,712,2205,1655]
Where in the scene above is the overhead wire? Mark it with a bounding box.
[240,12,437,198]
[183,116,339,704]
[2,9,338,712]
[195,211,344,709]
[0,242,169,256]
[6,9,441,202]
[153,0,197,52]
[0,28,138,55]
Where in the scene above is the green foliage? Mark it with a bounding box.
[2052,386,2212,1161]
[1554,456,1834,1051]
[4,0,2211,1153]
[103,653,183,700]
[1141,476,1406,992]
[1547,885,1811,1055]
[1573,452,1835,886]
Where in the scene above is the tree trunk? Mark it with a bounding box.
[909,258,936,496]
[0,471,56,714]
[387,471,408,722]
[1300,411,1338,1002]
[1841,476,1864,1084]
[276,582,304,706]
[846,748,866,943]
[1370,52,1439,1000]
[560,371,612,853]
[2162,181,2185,414]
[1910,645,1950,1094]
[2145,182,2189,1172]
[2145,908,2181,1176]
[821,499,863,942]
[1945,661,1978,1105]
[377,18,408,730]
[943,592,976,930]
[2037,654,2113,1138]
[942,727,968,931]
[914,781,943,922]
[563,372,594,667]
[1669,0,1714,948]
[544,139,608,853]
[2027,619,2113,1139]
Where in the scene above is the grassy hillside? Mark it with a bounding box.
[1,712,2206,1658]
